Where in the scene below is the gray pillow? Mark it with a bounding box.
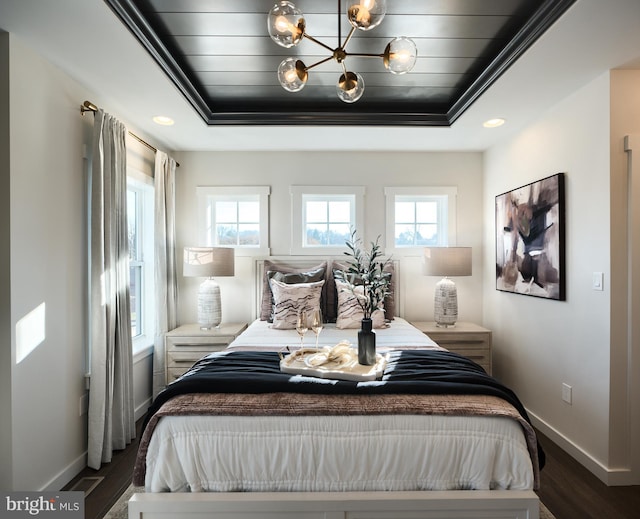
[326,260,395,322]
[259,261,327,321]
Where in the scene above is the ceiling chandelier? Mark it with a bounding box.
[267,0,418,103]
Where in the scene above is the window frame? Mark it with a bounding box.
[127,169,156,354]
[384,186,458,256]
[290,185,365,255]
[197,186,271,256]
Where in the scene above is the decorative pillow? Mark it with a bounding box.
[269,279,325,330]
[259,261,327,321]
[334,280,386,329]
[327,261,395,322]
[266,267,326,322]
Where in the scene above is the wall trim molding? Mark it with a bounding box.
[41,452,87,492]
[528,410,634,486]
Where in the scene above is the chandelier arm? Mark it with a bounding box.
[305,56,335,71]
[345,52,385,58]
[302,33,335,53]
[337,0,342,47]
[341,25,357,50]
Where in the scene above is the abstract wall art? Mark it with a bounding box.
[495,173,565,300]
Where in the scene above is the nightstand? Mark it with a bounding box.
[411,321,492,375]
[165,323,248,383]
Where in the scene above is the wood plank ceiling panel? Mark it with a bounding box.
[104,0,577,126]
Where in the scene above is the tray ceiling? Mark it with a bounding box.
[104,0,576,126]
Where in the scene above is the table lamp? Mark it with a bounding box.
[183,247,235,329]
[423,247,472,327]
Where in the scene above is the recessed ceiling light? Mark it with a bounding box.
[483,118,505,128]
[153,115,175,126]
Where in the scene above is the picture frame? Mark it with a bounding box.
[495,173,565,300]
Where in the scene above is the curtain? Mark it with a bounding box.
[152,151,178,397]
[87,109,136,470]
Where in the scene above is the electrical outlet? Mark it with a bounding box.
[562,383,572,404]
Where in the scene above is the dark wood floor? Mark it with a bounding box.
[535,431,640,519]
[62,420,143,519]
[64,423,640,519]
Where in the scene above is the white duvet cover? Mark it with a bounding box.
[226,317,442,352]
[144,318,535,494]
[144,413,535,492]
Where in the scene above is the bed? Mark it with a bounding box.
[129,257,543,519]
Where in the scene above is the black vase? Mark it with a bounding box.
[358,318,376,365]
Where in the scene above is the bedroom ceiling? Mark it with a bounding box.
[2,0,640,151]
[104,0,576,127]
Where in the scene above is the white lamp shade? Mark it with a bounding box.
[423,247,472,277]
[183,247,235,278]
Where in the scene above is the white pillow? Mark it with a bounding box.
[335,279,385,329]
[269,279,325,330]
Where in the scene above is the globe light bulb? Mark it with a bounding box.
[277,58,308,92]
[268,1,305,48]
[347,0,387,31]
[383,37,417,74]
[336,71,365,103]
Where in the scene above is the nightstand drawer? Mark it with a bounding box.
[166,350,207,366]
[411,321,492,375]
[164,323,248,387]
[166,335,235,349]
[167,367,191,382]
[450,347,489,361]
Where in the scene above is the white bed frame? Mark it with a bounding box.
[128,490,539,519]
[129,257,540,519]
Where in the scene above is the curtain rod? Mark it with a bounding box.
[80,100,180,167]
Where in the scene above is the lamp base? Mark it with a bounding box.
[434,277,458,327]
[198,278,221,329]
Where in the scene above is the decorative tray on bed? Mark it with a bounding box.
[280,342,388,381]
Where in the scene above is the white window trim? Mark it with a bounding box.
[290,185,365,255]
[384,186,458,256]
[197,186,271,256]
[127,169,155,354]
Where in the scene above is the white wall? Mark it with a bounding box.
[7,33,90,491]
[2,34,157,491]
[0,31,13,491]
[173,151,485,326]
[483,73,614,478]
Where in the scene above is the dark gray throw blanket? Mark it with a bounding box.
[140,350,545,466]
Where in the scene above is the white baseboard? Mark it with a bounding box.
[528,410,636,486]
[135,397,152,422]
[41,451,87,491]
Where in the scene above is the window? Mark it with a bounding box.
[290,186,365,255]
[127,187,143,338]
[303,195,353,247]
[127,171,155,352]
[214,199,260,246]
[197,186,270,256]
[384,187,457,255]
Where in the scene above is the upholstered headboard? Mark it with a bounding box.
[254,256,401,321]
